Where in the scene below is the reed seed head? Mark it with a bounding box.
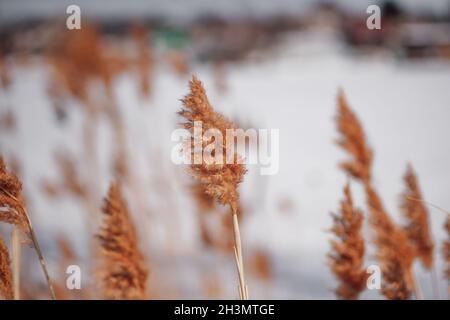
[97,183,148,299]
[400,164,434,269]
[180,76,246,211]
[336,91,373,184]
[0,236,13,300]
[329,183,367,299]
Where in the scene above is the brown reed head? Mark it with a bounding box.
[55,152,87,199]
[131,23,153,97]
[365,184,415,297]
[179,76,246,212]
[329,183,367,299]
[0,157,28,234]
[97,183,148,299]
[0,235,13,300]
[249,249,272,282]
[444,216,450,287]
[400,164,434,269]
[48,23,106,103]
[380,248,412,300]
[336,90,373,184]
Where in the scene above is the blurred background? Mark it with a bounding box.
[0,0,450,299]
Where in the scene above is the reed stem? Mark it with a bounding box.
[11,226,21,300]
[230,204,248,300]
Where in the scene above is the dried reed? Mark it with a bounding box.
[131,23,153,98]
[0,235,13,300]
[400,165,434,269]
[248,249,272,282]
[379,249,411,300]
[336,91,417,299]
[180,76,248,299]
[365,184,414,299]
[335,91,372,184]
[329,183,367,299]
[0,157,55,299]
[97,183,148,299]
[444,216,450,294]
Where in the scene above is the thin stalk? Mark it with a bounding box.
[229,203,248,300]
[11,226,21,300]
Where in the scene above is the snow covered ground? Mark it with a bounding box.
[1,30,450,299]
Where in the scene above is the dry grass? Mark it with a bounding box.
[131,23,153,98]
[329,183,367,299]
[336,91,418,299]
[0,235,13,300]
[97,183,148,299]
[444,216,450,293]
[379,249,412,300]
[335,91,372,184]
[0,157,56,299]
[400,164,434,269]
[179,75,248,299]
[365,184,414,299]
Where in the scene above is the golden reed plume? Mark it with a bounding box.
[329,183,367,299]
[0,157,28,234]
[365,185,414,299]
[179,76,248,299]
[97,183,148,299]
[400,165,434,269]
[0,236,13,300]
[379,249,412,300]
[0,156,55,299]
[335,91,372,184]
[444,216,450,294]
[131,23,153,98]
[335,91,417,299]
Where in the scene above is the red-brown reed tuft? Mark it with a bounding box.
[0,157,28,234]
[248,249,272,282]
[0,156,56,299]
[335,91,416,299]
[179,75,248,299]
[0,235,13,300]
[131,23,153,97]
[380,249,412,300]
[400,164,434,269]
[444,216,450,293]
[179,76,246,210]
[365,184,414,299]
[336,91,372,184]
[97,183,148,299]
[329,183,367,299]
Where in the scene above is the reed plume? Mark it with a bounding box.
[329,183,367,299]
[444,216,450,293]
[335,91,416,299]
[400,165,434,269]
[97,183,148,299]
[0,235,13,300]
[131,23,153,98]
[179,75,248,299]
[365,184,414,299]
[249,249,272,282]
[336,91,372,184]
[0,157,28,234]
[0,156,56,299]
[380,249,411,300]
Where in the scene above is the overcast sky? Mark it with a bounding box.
[0,0,449,24]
